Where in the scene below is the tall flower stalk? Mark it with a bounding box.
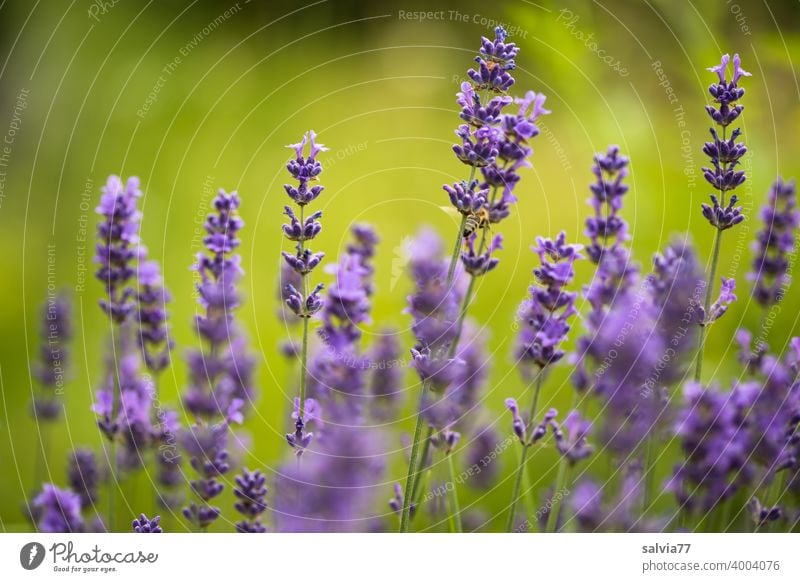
[282,130,327,454]
[400,24,548,533]
[695,53,750,381]
[31,292,71,491]
[505,233,582,531]
[182,188,252,531]
[92,175,142,531]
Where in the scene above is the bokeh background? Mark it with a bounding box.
[1,0,799,532]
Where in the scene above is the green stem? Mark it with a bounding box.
[298,204,309,422]
[694,124,728,383]
[505,372,544,532]
[694,227,723,381]
[446,452,463,532]
[108,441,116,532]
[410,426,434,513]
[399,387,427,532]
[400,196,475,532]
[447,214,468,283]
[299,315,310,420]
[546,458,571,533]
[506,445,531,532]
[642,435,655,516]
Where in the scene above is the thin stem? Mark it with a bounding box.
[108,441,116,532]
[298,204,309,421]
[694,124,728,383]
[400,194,475,532]
[546,458,571,533]
[642,435,655,516]
[299,315,310,420]
[694,227,723,381]
[506,445,531,532]
[505,372,544,532]
[399,388,427,532]
[446,452,463,532]
[410,425,434,513]
[447,214,468,283]
[449,185,500,355]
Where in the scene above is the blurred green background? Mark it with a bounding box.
[1,0,799,532]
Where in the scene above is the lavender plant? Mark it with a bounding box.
[505,232,582,531]
[400,25,548,533]
[181,187,253,531]
[92,174,143,531]
[695,54,750,380]
[282,130,327,454]
[233,468,268,533]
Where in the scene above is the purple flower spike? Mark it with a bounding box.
[444,180,488,215]
[554,410,594,466]
[67,449,99,510]
[585,146,630,264]
[136,257,174,373]
[700,277,737,325]
[234,468,268,533]
[468,26,518,93]
[32,292,71,421]
[461,233,503,277]
[32,484,84,533]
[132,513,162,533]
[95,175,142,322]
[505,397,526,444]
[750,178,799,307]
[748,497,781,527]
[701,54,749,230]
[516,233,582,371]
[285,130,328,205]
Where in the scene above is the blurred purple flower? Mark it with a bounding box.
[32,292,71,421]
[234,468,268,533]
[94,175,141,322]
[32,484,83,533]
[750,178,799,307]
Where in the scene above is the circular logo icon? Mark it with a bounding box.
[20,542,46,570]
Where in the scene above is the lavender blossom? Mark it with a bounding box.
[553,410,594,466]
[578,241,702,457]
[407,229,463,390]
[302,225,377,429]
[701,54,750,227]
[515,232,582,372]
[135,257,173,373]
[273,424,388,532]
[94,175,141,322]
[700,277,737,325]
[132,513,162,533]
[67,449,99,510]
[585,146,630,264]
[234,468,268,533]
[184,189,255,420]
[32,292,71,420]
[467,26,519,93]
[181,413,239,530]
[282,130,328,449]
[575,147,638,393]
[481,90,549,225]
[750,178,799,307]
[32,484,83,533]
[347,224,379,296]
[670,381,754,512]
[92,340,154,465]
